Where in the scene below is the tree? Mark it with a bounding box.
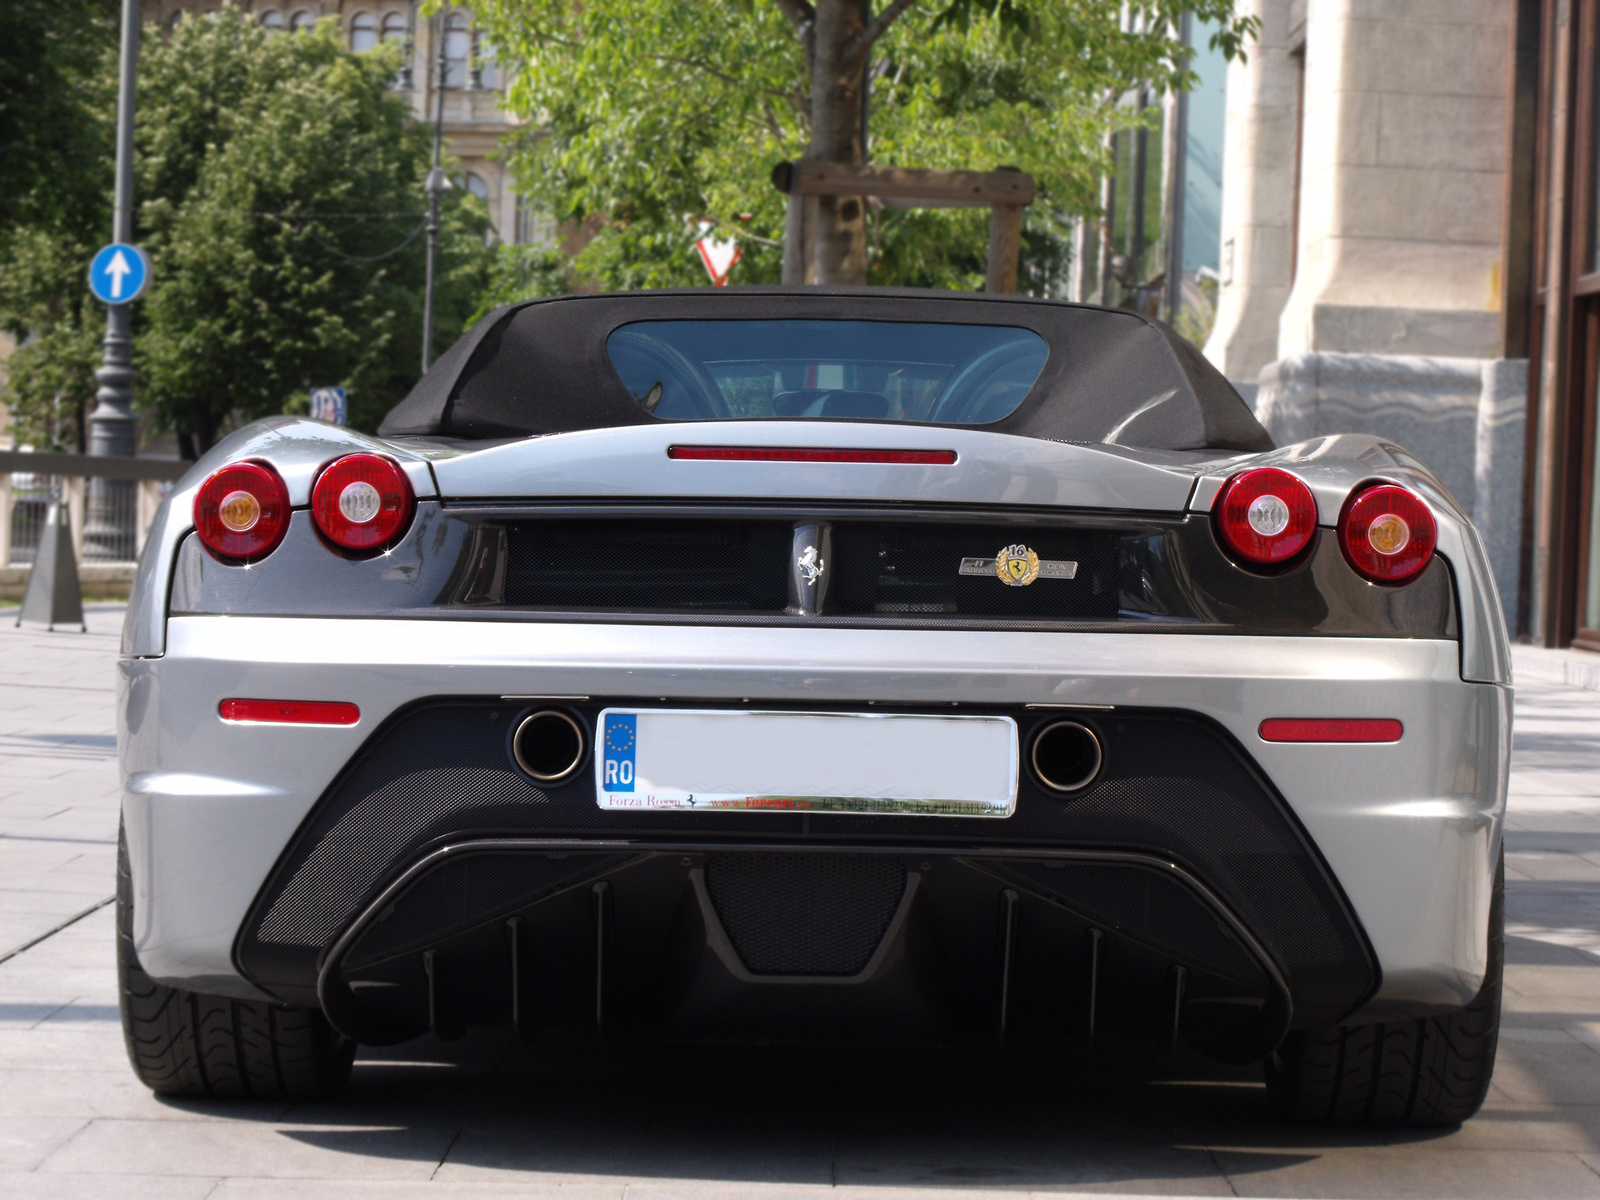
[136,10,492,450]
[466,0,1256,291]
[0,0,117,237]
[0,0,117,451]
[0,6,493,455]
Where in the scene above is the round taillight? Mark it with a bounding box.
[1339,483,1437,585]
[311,453,415,553]
[193,461,291,563]
[1213,467,1319,566]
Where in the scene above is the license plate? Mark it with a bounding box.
[595,708,1017,817]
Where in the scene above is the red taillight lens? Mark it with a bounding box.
[1213,467,1319,566]
[193,461,291,563]
[1339,483,1437,585]
[311,453,415,553]
[1259,718,1403,743]
[219,698,360,725]
[667,445,958,464]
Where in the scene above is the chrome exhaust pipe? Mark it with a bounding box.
[1029,720,1103,793]
[511,709,588,783]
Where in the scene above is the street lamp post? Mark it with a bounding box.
[421,12,452,375]
[86,0,143,560]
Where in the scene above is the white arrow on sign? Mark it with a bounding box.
[106,250,133,300]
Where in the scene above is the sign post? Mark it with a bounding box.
[309,388,348,426]
[85,0,145,565]
[88,243,150,305]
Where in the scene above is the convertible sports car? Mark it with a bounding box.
[117,288,1509,1125]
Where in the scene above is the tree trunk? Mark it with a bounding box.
[808,0,869,285]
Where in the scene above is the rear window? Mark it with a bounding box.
[605,319,1048,424]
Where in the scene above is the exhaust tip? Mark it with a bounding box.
[512,709,587,783]
[1030,720,1103,793]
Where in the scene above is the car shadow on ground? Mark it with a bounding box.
[157,1031,1462,1187]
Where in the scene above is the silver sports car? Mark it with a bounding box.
[117,288,1509,1125]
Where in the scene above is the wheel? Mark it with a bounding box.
[1266,851,1503,1126]
[117,822,356,1099]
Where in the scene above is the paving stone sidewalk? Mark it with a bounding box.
[2,610,1599,1198]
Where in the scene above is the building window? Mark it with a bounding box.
[381,11,407,43]
[443,12,470,88]
[463,172,490,202]
[259,10,284,32]
[472,30,497,90]
[289,9,315,34]
[350,11,376,52]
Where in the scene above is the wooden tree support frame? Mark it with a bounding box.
[772,161,1036,293]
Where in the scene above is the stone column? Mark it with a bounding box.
[1202,0,1299,392]
[1275,0,1511,361]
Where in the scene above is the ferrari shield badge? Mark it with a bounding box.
[995,544,1040,586]
[959,545,1077,584]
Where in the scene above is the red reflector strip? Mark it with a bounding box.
[667,445,957,465]
[1259,718,1403,743]
[219,699,360,726]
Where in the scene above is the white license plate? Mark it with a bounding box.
[595,708,1017,817]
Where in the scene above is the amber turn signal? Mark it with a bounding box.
[193,461,291,563]
[1338,484,1437,585]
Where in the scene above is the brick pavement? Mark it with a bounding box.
[2,610,1599,1198]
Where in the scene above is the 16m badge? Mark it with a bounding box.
[959,543,1078,586]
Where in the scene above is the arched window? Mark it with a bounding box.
[442,12,469,88]
[349,11,376,52]
[259,10,284,32]
[289,9,315,34]
[463,172,490,202]
[380,11,407,43]
[471,31,497,90]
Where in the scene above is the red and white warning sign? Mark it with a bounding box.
[693,219,742,286]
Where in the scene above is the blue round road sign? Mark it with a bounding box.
[88,242,150,305]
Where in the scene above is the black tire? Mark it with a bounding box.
[1266,851,1503,1126]
[117,822,355,1099]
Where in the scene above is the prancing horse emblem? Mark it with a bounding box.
[797,544,823,585]
[958,545,1078,585]
[995,544,1039,586]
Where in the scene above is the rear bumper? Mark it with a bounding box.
[119,618,1509,1029]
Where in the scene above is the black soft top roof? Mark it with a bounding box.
[378,287,1272,453]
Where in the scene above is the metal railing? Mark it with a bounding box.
[0,451,191,568]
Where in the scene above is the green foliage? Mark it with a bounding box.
[0,5,493,453]
[136,10,492,445]
[0,0,117,451]
[0,228,106,451]
[0,0,118,238]
[464,0,1255,296]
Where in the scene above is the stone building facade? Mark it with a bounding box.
[1204,0,1529,627]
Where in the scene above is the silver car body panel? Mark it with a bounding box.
[121,616,1506,1018]
[118,416,1512,1027]
[122,419,1510,684]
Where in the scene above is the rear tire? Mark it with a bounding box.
[1266,851,1503,1126]
[117,822,355,1099]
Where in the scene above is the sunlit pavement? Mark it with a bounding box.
[3,608,1599,1199]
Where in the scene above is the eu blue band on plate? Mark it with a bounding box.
[603,713,636,792]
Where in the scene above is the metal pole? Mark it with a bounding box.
[1164,12,1192,326]
[421,12,450,374]
[86,0,142,560]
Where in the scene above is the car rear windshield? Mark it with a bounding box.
[605,319,1049,424]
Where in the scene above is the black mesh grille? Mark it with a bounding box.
[504,519,791,610]
[254,766,548,949]
[831,522,1120,618]
[237,700,1374,1024]
[705,853,906,975]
